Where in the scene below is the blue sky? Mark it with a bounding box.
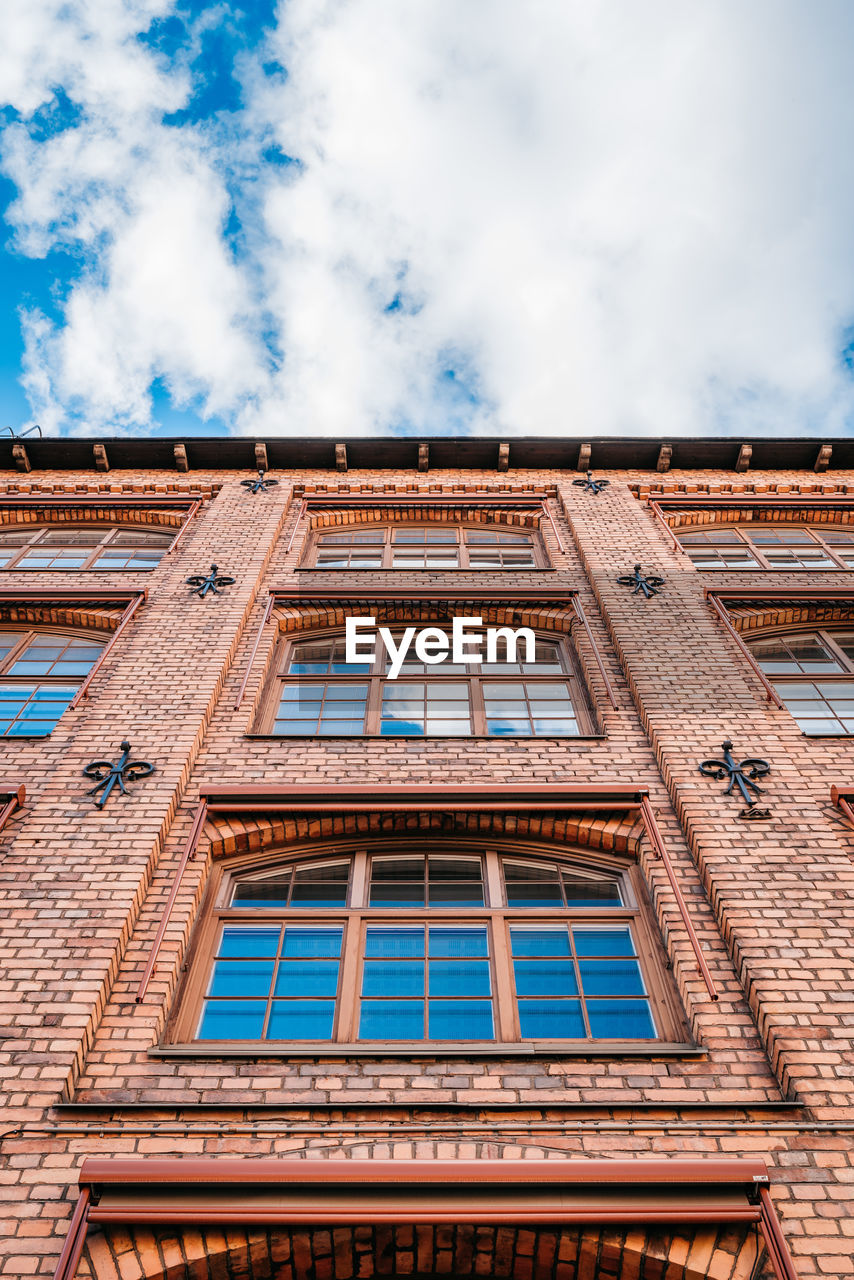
[2,1,854,439]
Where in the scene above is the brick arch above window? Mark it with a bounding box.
[80,1218,766,1280]
[201,810,645,864]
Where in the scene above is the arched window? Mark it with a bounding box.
[258,628,594,737]
[175,847,676,1046]
[306,525,544,569]
[746,628,854,735]
[678,523,854,570]
[0,525,173,570]
[0,628,106,735]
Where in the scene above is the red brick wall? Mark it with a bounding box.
[1,461,853,1279]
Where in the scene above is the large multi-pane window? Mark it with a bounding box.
[0,628,106,735]
[678,523,854,570]
[0,525,173,570]
[306,525,544,569]
[258,629,593,737]
[180,848,669,1046]
[746,629,854,735]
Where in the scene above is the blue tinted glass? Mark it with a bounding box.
[359,1000,424,1039]
[278,703,322,719]
[510,928,571,957]
[380,721,425,735]
[429,961,491,997]
[279,685,326,701]
[316,721,364,735]
[198,1001,266,1039]
[282,928,343,957]
[518,1000,585,1038]
[429,927,488,957]
[573,927,635,957]
[8,721,50,736]
[268,1000,336,1039]
[513,960,578,997]
[208,959,274,998]
[20,699,70,720]
[218,927,280,958]
[587,1000,656,1039]
[362,961,424,997]
[579,959,646,997]
[275,720,321,734]
[428,1000,493,1039]
[51,662,95,676]
[274,961,339,997]
[365,928,424,958]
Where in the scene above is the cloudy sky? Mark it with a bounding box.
[1,1,854,439]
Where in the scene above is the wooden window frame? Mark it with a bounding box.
[168,841,685,1049]
[0,524,174,571]
[745,623,854,735]
[678,522,854,570]
[253,627,597,738]
[302,521,549,570]
[0,624,107,737]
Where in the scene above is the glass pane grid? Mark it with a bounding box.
[199,924,343,1041]
[359,923,493,1041]
[510,922,654,1041]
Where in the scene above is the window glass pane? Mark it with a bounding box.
[289,862,349,907]
[513,959,578,997]
[365,927,425,957]
[362,960,424,997]
[198,1001,266,1039]
[93,550,166,569]
[504,862,563,907]
[0,530,35,545]
[429,926,488,957]
[561,873,622,907]
[274,962,340,998]
[518,1000,585,1038]
[268,1001,336,1039]
[218,926,280,957]
[578,958,646,997]
[359,1000,424,1039]
[573,927,636,957]
[282,927,343,957]
[232,873,292,908]
[208,959,274,998]
[586,1000,656,1039]
[428,1000,493,1038]
[318,531,385,545]
[509,927,571,957]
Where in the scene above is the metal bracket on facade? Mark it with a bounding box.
[699,740,771,819]
[830,785,854,831]
[572,470,610,495]
[0,782,25,833]
[186,565,235,598]
[83,741,155,809]
[616,565,665,598]
[241,468,279,495]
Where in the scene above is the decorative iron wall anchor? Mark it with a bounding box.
[572,471,610,495]
[617,565,665,598]
[83,741,155,809]
[241,468,279,494]
[186,564,235,598]
[699,740,772,819]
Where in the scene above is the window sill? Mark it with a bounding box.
[152,1041,703,1060]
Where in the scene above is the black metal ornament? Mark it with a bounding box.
[572,471,610,495]
[185,564,235,598]
[617,564,665,598]
[241,468,279,494]
[83,741,155,809]
[698,740,772,819]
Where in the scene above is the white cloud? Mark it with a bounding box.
[3,0,854,436]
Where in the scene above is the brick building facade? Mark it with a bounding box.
[1,436,853,1280]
